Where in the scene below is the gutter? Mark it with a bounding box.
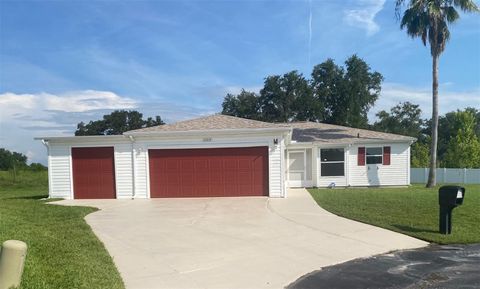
[128,135,136,200]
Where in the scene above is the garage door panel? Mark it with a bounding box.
[72,147,116,199]
[149,147,268,198]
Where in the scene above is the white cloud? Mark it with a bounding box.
[0,90,139,164]
[0,90,218,165]
[344,0,386,36]
[370,82,480,121]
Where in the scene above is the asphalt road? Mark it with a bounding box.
[287,244,480,289]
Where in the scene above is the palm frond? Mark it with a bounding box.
[444,6,460,23]
[453,0,480,12]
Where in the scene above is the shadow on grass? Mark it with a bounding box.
[7,194,49,200]
[392,224,438,234]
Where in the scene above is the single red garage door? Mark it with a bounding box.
[72,147,116,199]
[149,147,268,198]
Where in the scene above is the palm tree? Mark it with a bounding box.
[395,0,479,188]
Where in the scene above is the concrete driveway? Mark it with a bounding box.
[54,189,427,289]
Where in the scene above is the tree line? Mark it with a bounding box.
[75,110,164,136]
[373,103,480,168]
[222,54,382,128]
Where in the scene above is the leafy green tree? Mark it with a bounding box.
[311,55,382,128]
[423,107,480,165]
[222,55,381,125]
[311,59,345,124]
[0,148,27,171]
[395,0,479,187]
[29,162,47,171]
[443,110,480,168]
[411,140,431,168]
[75,110,165,136]
[259,71,318,122]
[222,90,261,120]
[343,55,383,128]
[373,102,424,138]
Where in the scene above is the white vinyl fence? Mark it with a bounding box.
[411,168,480,184]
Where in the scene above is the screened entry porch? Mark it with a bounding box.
[285,147,347,188]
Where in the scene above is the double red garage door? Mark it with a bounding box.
[71,146,268,199]
[149,147,269,198]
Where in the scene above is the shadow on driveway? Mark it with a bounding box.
[287,244,480,289]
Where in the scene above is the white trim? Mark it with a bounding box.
[287,149,307,187]
[146,148,151,199]
[407,146,411,185]
[69,146,74,199]
[366,146,384,165]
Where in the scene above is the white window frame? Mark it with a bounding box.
[320,148,345,177]
[366,147,383,165]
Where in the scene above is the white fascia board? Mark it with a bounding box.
[348,139,416,145]
[34,135,129,144]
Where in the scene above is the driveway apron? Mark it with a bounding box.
[54,188,427,289]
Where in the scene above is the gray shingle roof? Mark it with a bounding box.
[125,114,288,134]
[289,122,415,144]
[125,114,414,143]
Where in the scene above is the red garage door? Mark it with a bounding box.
[72,147,116,199]
[149,147,268,198]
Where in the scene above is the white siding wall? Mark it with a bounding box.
[48,144,72,199]
[348,143,410,186]
[311,148,318,187]
[269,137,283,197]
[114,143,134,199]
[133,143,149,198]
[47,140,134,199]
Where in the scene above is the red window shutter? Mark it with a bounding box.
[383,146,391,165]
[358,147,365,166]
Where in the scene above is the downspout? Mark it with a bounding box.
[41,139,52,198]
[128,135,136,200]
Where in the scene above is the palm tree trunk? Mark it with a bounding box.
[426,55,439,188]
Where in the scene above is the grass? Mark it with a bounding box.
[0,170,124,289]
[308,184,480,244]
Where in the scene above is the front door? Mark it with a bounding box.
[287,151,306,187]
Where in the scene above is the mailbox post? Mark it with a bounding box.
[438,186,465,234]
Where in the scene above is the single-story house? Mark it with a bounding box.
[36,114,415,199]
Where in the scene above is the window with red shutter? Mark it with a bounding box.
[358,147,365,166]
[383,146,391,165]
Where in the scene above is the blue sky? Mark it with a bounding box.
[0,0,479,164]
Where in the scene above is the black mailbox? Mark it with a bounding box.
[438,186,466,234]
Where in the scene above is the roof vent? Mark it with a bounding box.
[357,133,360,138]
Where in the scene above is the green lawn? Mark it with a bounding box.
[0,171,124,289]
[308,184,480,244]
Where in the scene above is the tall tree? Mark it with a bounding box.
[373,102,424,137]
[395,0,479,187]
[311,55,382,128]
[220,55,381,125]
[443,110,480,168]
[222,90,261,120]
[75,110,165,136]
[259,71,317,122]
[343,55,383,128]
[311,59,345,124]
